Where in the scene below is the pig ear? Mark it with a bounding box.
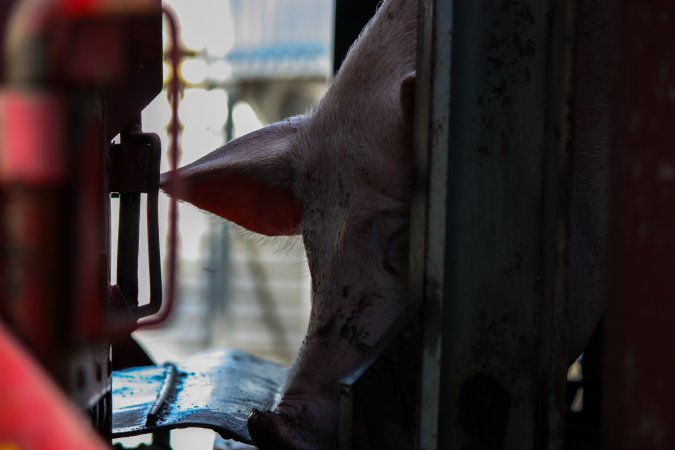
[400,71,416,120]
[161,119,303,236]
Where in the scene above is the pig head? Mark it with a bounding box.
[161,0,613,447]
[162,0,417,448]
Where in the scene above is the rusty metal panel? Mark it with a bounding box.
[605,2,675,449]
[413,0,574,448]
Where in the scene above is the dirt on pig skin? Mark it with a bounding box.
[161,0,615,447]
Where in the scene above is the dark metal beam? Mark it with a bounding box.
[332,0,381,73]
[413,0,575,448]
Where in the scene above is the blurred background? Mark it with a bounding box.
[112,0,333,398]
[127,0,334,365]
[111,1,333,446]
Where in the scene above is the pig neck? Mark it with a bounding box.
[283,0,417,398]
[246,2,418,448]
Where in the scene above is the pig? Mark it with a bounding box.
[163,1,416,448]
[161,0,613,447]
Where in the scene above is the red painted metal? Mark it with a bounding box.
[0,92,67,185]
[0,91,71,365]
[0,321,107,450]
[606,1,675,449]
[0,0,165,439]
[58,0,157,17]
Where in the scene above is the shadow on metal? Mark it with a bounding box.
[339,307,421,450]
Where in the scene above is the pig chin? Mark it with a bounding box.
[247,204,411,449]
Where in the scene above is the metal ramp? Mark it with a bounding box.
[112,350,288,444]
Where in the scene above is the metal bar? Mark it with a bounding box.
[414,0,574,448]
[339,372,355,449]
[152,429,171,448]
[134,132,163,318]
[339,307,420,450]
[411,0,452,448]
[146,362,180,426]
[137,5,180,328]
[605,2,675,449]
[110,130,163,321]
[116,190,141,306]
[332,0,381,73]
[144,135,162,316]
[542,2,577,446]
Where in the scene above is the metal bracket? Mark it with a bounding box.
[339,307,421,450]
[109,129,163,321]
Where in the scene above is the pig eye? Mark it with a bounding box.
[349,211,409,278]
[383,224,409,278]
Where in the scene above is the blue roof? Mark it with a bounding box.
[226,0,333,79]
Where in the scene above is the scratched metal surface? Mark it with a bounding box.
[412,1,574,449]
[112,350,288,444]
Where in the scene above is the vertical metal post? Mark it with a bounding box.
[605,2,675,449]
[413,0,575,448]
[332,0,381,73]
[411,1,452,448]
